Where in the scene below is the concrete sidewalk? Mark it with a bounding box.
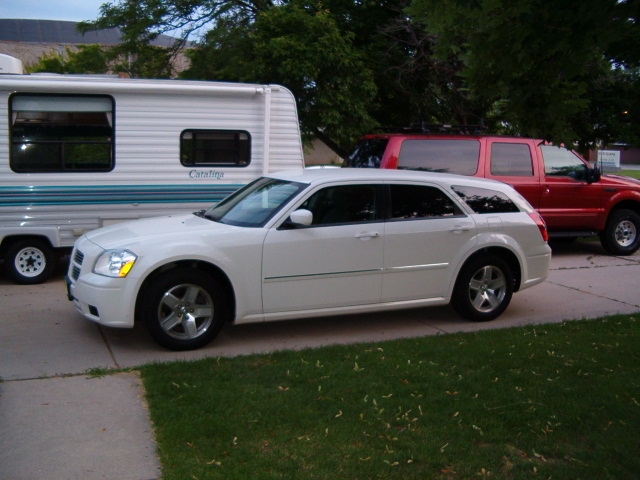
[1,240,639,479]
[0,373,160,480]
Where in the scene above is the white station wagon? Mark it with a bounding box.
[67,169,551,350]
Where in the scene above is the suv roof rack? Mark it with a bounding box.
[375,123,487,135]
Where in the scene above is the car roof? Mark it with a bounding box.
[270,167,512,191]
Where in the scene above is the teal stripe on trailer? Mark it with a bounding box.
[0,184,243,207]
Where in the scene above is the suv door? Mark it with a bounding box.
[538,145,603,230]
[484,138,541,209]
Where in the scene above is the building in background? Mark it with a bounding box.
[0,19,189,73]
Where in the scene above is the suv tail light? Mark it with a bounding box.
[528,212,549,242]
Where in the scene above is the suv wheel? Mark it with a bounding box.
[452,255,514,322]
[600,209,640,256]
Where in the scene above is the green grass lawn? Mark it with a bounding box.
[619,169,640,179]
[139,314,640,479]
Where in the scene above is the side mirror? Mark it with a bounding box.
[587,164,601,184]
[288,209,313,227]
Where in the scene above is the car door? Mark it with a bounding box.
[381,183,476,302]
[261,184,384,314]
[484,138,541,208]
[538,145,603,230]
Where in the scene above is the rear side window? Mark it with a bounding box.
[452,185,520,214]
[181,130,251,167]
[490,142,534,176]
[397,139,479,175]
[389,185,462,219]
[345,138,389,168]
[10,94,114,173]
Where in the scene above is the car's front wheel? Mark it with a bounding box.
[452,255,514,322]
[139,268,229,350]
[600,209,640,256]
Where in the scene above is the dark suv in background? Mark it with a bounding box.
[345,132,640,255]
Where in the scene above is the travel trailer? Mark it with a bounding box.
[0,55,304,283]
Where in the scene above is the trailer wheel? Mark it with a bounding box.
[5,239,56,284]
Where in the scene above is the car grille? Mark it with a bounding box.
[69,249,85,281]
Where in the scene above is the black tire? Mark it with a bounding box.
[5,239,56,284]
[139,268,229,351]
[600,209,640,256]
[451,254,514,322]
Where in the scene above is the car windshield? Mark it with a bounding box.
[203,177,307,227]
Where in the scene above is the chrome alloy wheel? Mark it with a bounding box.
[157,283,215,340]
[467,265,507,314]
[614,219,637,248]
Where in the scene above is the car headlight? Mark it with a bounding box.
[93,249,138,278]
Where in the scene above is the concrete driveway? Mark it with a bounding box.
[1,239,639,479]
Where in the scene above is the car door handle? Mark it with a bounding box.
[449,225,471,234]
[355,231,380,240]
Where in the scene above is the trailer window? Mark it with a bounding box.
[181,130,251,167]
[9,94,114,173]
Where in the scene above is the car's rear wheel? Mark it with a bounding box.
[139,268,229,350]
[600,209,640,256]
[452,255,513,322]
[5,239,56,284]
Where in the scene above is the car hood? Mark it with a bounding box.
[84,212,238,250]
[601,174,640,188]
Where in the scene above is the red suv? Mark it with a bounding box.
[345,132,640,255]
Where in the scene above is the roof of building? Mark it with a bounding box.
[0,19,177,47]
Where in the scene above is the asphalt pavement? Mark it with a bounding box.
[1,239,639,479]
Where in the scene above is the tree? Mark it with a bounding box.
[27,45,109,74]
[184,2,379,151]
[407,0,640,147]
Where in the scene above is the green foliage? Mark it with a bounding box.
[408,0,640,147]
[183,2,385,150]
[27,45,108,74]
[141,315,640,479]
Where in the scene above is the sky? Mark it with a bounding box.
[0,0,105,22]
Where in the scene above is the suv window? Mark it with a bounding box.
[397,139,480,175]
[452,186,520,214]
[389,185,462,219]
[345,138,388,168]
[540,145,587,180]
[490,142,534,176]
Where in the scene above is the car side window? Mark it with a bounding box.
[451,185,520,214]
[389,185,462,219]
[490,142,534,176]
[540,145,588,180]
[300,185,380,225]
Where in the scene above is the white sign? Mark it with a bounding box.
[598,150,620,170]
